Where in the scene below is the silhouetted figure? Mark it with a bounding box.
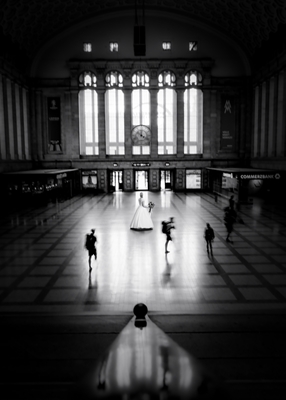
[162,217,175,253]
[204,223,215,256]
[224,207,236,243]
[229,195,235,210]
[85,229,97,271]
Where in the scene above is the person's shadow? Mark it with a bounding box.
[161,254,172,286]
[88,269,98,290]
[83,269,98,310]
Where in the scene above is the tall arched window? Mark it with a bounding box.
[78,71,99,155]
[105,71,125,155]
[131,71,150,155]
[184,71,203,154]
[157,71,177,155]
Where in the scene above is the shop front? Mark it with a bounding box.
[206,168,283,205]
[1,169,80,209]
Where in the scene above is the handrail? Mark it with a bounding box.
[77,303,229,399]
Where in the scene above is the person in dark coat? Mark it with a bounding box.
[229,195,235,210]
[204,223,215,256]
[224,207,236,243]
[85,229,97,271]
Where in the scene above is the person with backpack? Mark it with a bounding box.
[162,217,175,253]
[204,223,215,256]
[85,229,97,271]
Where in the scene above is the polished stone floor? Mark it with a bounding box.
[0,191,286,315]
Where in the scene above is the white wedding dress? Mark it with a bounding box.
[130,197,154,230]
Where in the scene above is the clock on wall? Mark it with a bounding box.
[131,125,151,145]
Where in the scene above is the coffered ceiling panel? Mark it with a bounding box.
[0,0,285,61]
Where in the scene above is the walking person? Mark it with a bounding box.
[204,223,215,256]
[224,207,236,243]
[162,217,175,253]
[229,195,235,210]
[85,229,97,271]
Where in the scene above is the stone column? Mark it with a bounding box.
[149,169,160,191]
[202,88,212,158]
[271,73,279,157]
[176,88,184,157]
[34,90,44,160]
[256,84,262,158]
[124,89,132,157]
[0,75,10,160]
[277,69,286,157]
[150,88,158,157]
[64,90,73,157]
[97,89,106,159]
[123,169,134,192]
[264,79,270,157]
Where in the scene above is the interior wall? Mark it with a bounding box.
[30,11,250,79]
[252,67,286,172]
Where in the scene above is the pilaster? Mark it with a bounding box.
[124,89,132,157]
[150,88,158,157]
[176,88,184,157]
[97,89,106,158]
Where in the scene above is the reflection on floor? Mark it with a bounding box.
[0,191,285,315]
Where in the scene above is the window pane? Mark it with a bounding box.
[118,146,125,155]
[166,146,173,154]
[79,87,99,156]
[132,89,150,126]
[132,90,140,125]
[105,89,125,155]
[184,87,203,154]
[132,146,141,155]
[141,90,150,125]
[157,88,176,154]
[189,145,197,154]
[142,145,150,155]
[158,145,164,154]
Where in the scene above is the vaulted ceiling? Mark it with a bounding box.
[1,0,286,71]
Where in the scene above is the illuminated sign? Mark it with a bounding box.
[56,173,67,179]
[240,173,280,180]
[132,163,151,167]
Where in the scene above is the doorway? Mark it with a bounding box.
[109,170,123,192]
[160,170,172,190]
[135,170,149,190]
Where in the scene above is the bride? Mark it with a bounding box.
[130,192,154,230]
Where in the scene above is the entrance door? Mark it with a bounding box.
[109,170,123,192]
[160,170,172,190]
[135,170,149,190]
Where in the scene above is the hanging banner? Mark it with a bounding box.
[220,96,235,151]
[47,97,62,152]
